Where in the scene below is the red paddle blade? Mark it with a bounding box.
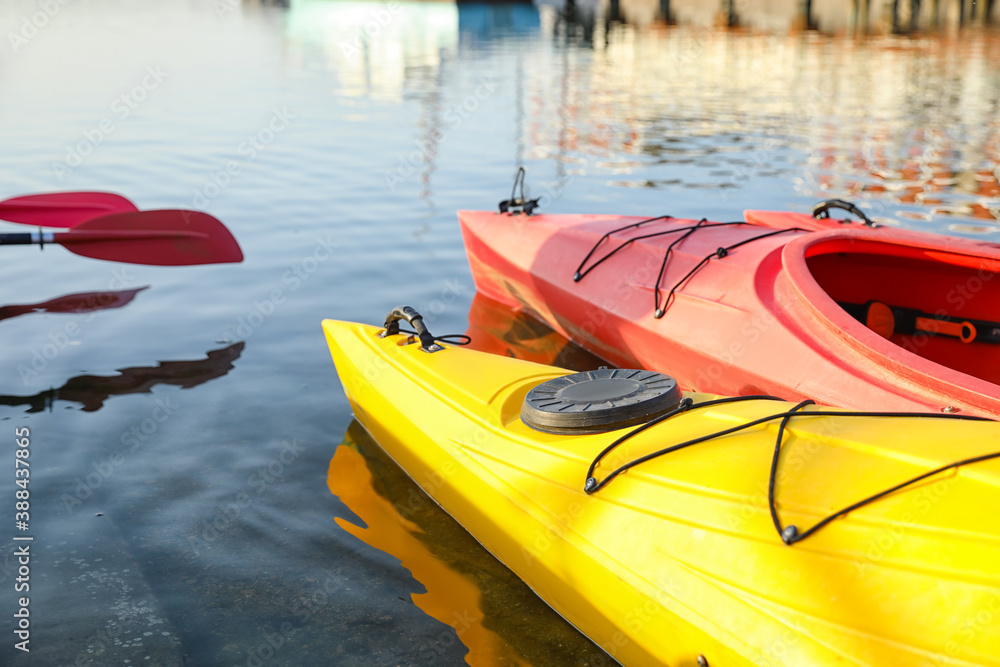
[57,210,244,266]
[0,192,139,227]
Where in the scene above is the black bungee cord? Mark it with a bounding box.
[584,397,995,545]
[573,215,680,281]
[584,394,787,494]
[571,215,806,318]
[395,327,471,347]
[381,305,471,353]
[498,167,540,215]
[654,227,805,318]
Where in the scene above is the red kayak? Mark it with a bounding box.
[458,204,1000,418]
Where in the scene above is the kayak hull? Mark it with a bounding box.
[323,318,1000,667]
[458,210,1000,417]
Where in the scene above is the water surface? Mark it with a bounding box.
[0,0,998,664]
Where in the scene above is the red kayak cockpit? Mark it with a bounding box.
[782,230,1000,388]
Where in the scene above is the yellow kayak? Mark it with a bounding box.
[322,308,1000,667]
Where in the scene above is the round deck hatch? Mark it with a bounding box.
[521,368,682,435]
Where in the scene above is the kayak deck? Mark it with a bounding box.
[458,209,1000,417]
[324,318,1000,667]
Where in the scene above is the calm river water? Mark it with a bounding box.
[0,0,998,664]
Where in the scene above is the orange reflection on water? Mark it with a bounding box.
[328,436,529,666]
[465,292,610,371]
[328,419,609,666]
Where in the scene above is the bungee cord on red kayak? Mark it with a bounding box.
[495,173,872,321]
[567,210,805,318]
[583,397,995,545]
[654,227,804,318]
[572,214,681,281]
[573,219,773,284]
[651,218,713,313]
[813,199,879,228]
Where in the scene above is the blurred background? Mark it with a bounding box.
[0,0,997,664]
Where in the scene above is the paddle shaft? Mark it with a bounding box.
[0,230,207,246]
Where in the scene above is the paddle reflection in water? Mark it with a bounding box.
[0,342,244,413]
[0,287,149,324]
[329,421,616,666]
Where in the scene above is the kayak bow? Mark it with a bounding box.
[323,310,1000,667]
